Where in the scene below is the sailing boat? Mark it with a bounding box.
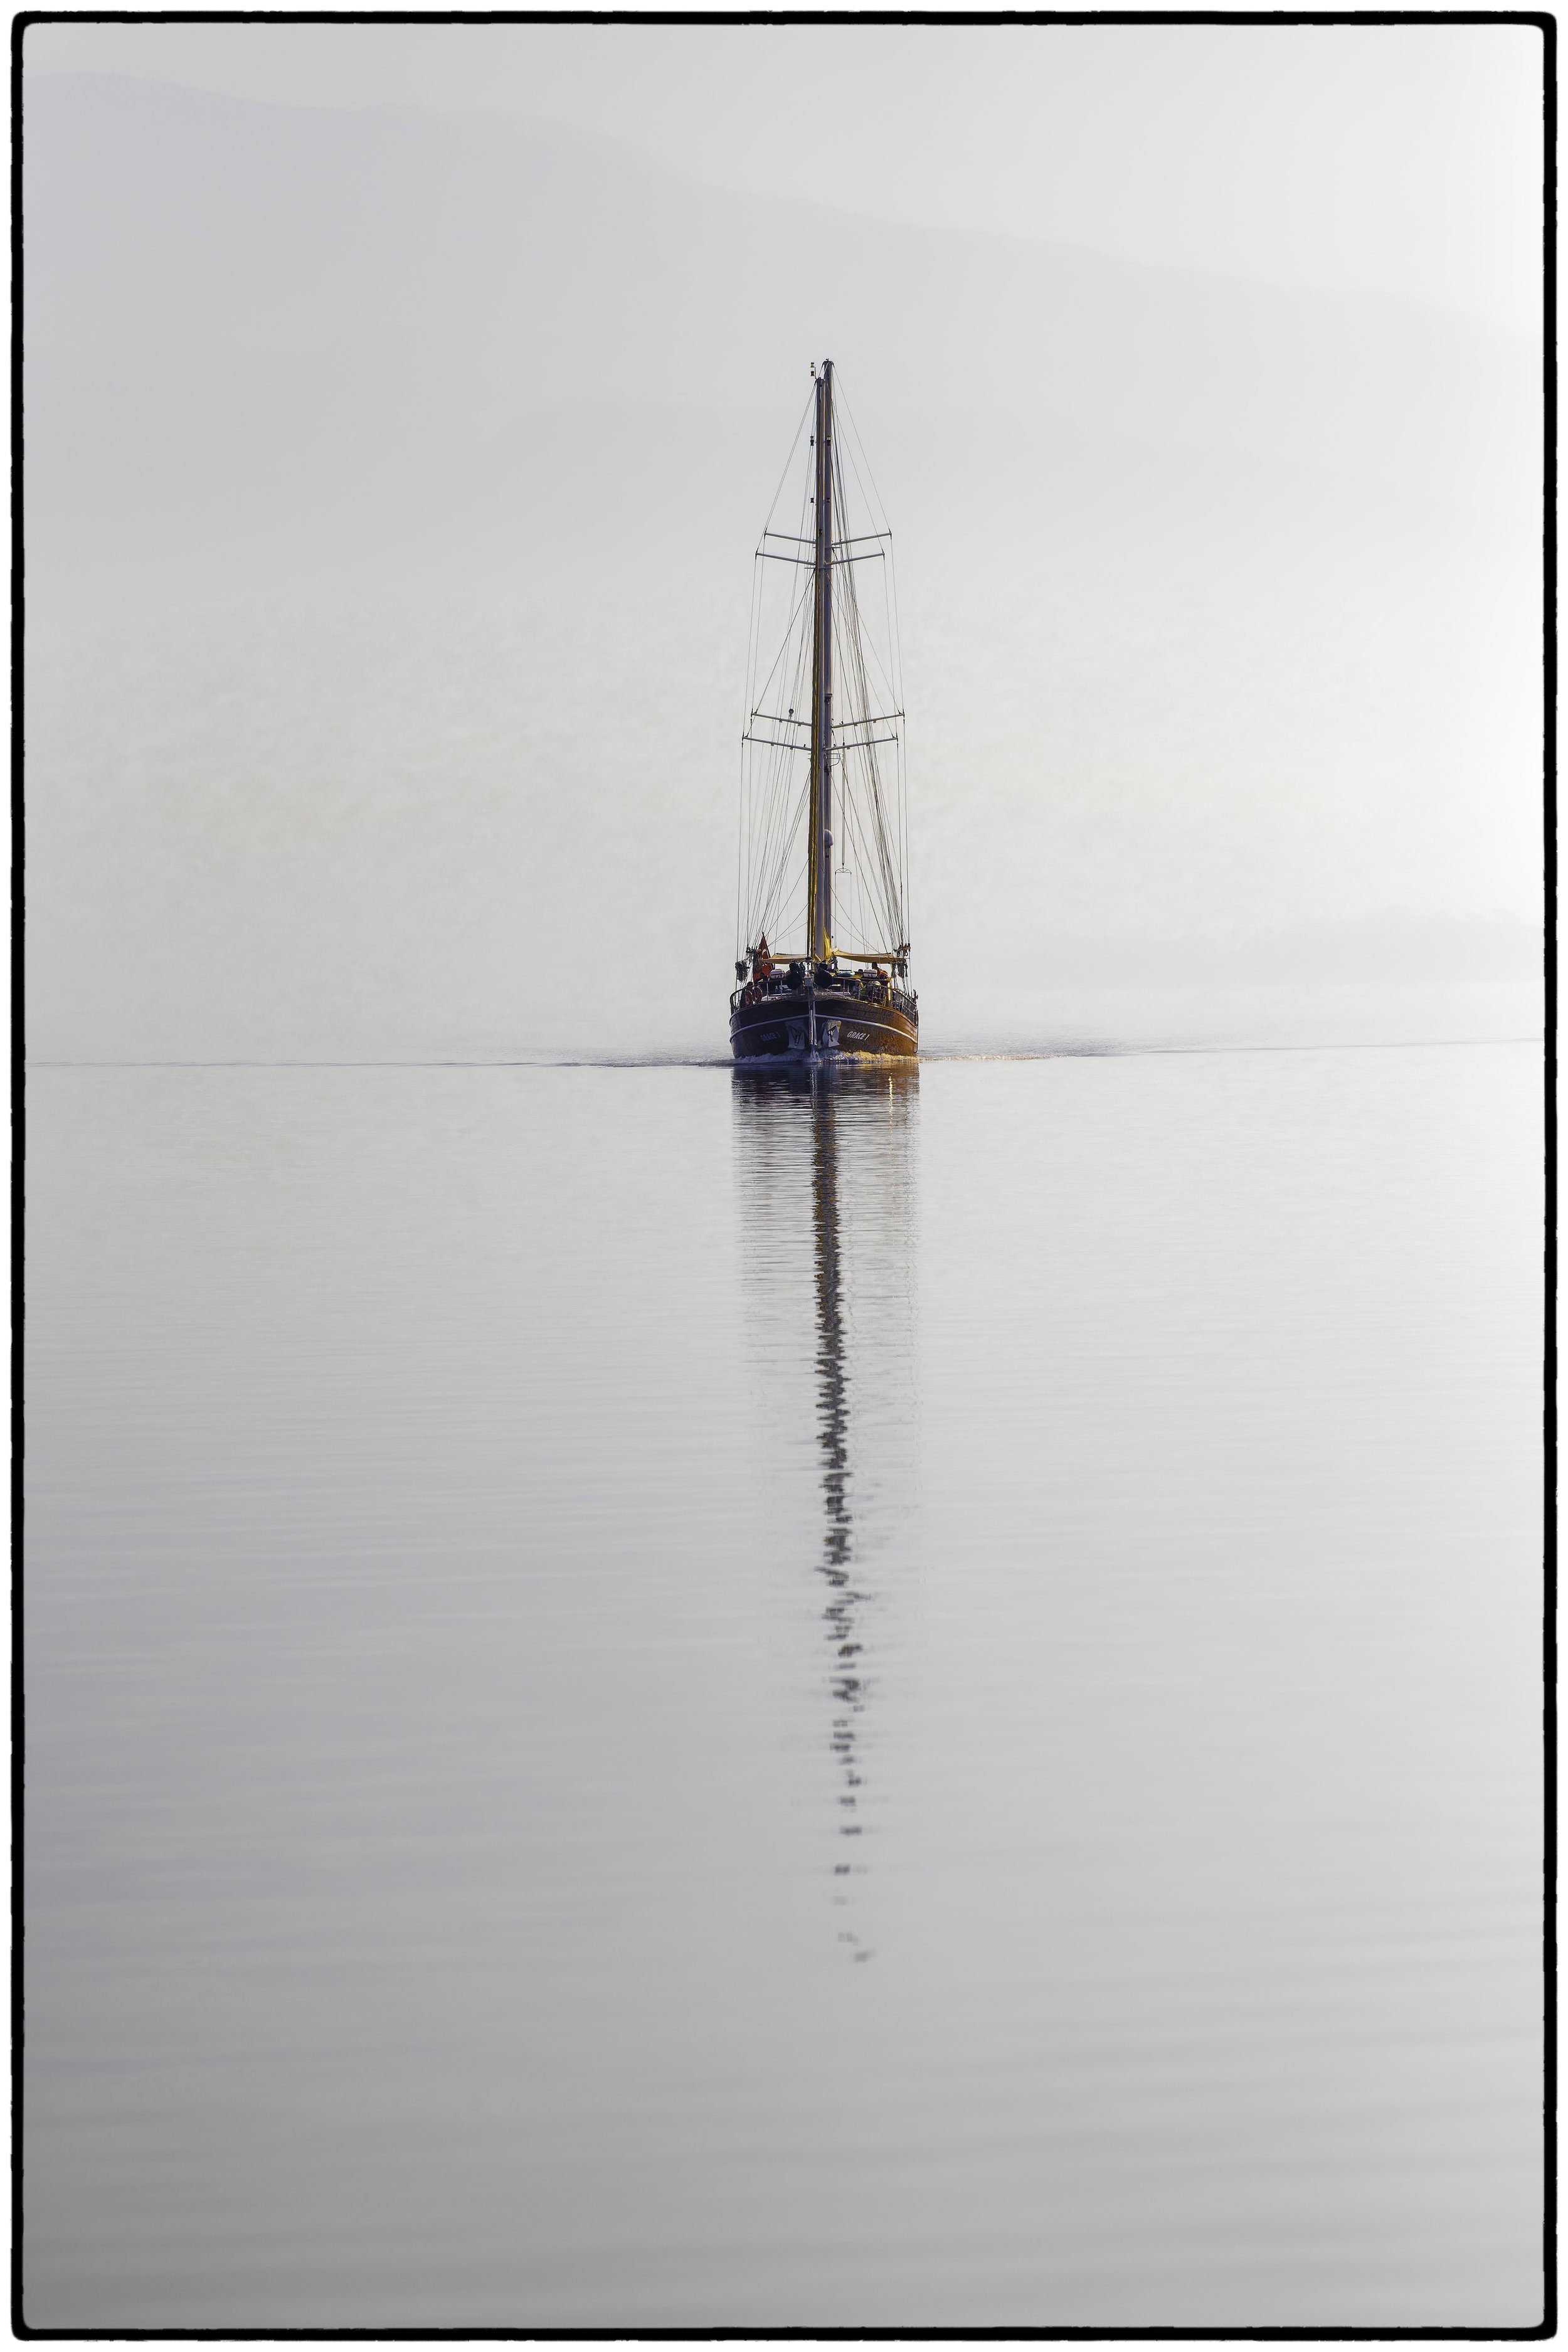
[730,361,917,1062]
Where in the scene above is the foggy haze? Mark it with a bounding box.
[26,20,1544,331]
[23,35,1544,1059]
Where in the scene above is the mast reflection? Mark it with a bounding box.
[733,1061,919,1955]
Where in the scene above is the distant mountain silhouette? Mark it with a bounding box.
[24,72,1537,596]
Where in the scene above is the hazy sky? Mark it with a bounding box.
[23,26,1545,1057]
[29,19,1543,334]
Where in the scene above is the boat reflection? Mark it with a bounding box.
[731,1062,919,1956]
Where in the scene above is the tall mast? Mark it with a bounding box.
[807,360,834,965]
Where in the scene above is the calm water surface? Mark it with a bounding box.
[24,1046,1544,2328]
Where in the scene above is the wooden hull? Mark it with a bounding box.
[730,988,918,1063]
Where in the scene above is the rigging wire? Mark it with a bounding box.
[762,388,817,539]
[837,384,910,950]
[738,366,911,967]
[830,425,904,950]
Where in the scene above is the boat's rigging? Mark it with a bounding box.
[746,728,901,755]
[759,530,890,551]
[756,549,887,570]
[738,363,910,972]
[834,391,911,941]
[746,709,904,730]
